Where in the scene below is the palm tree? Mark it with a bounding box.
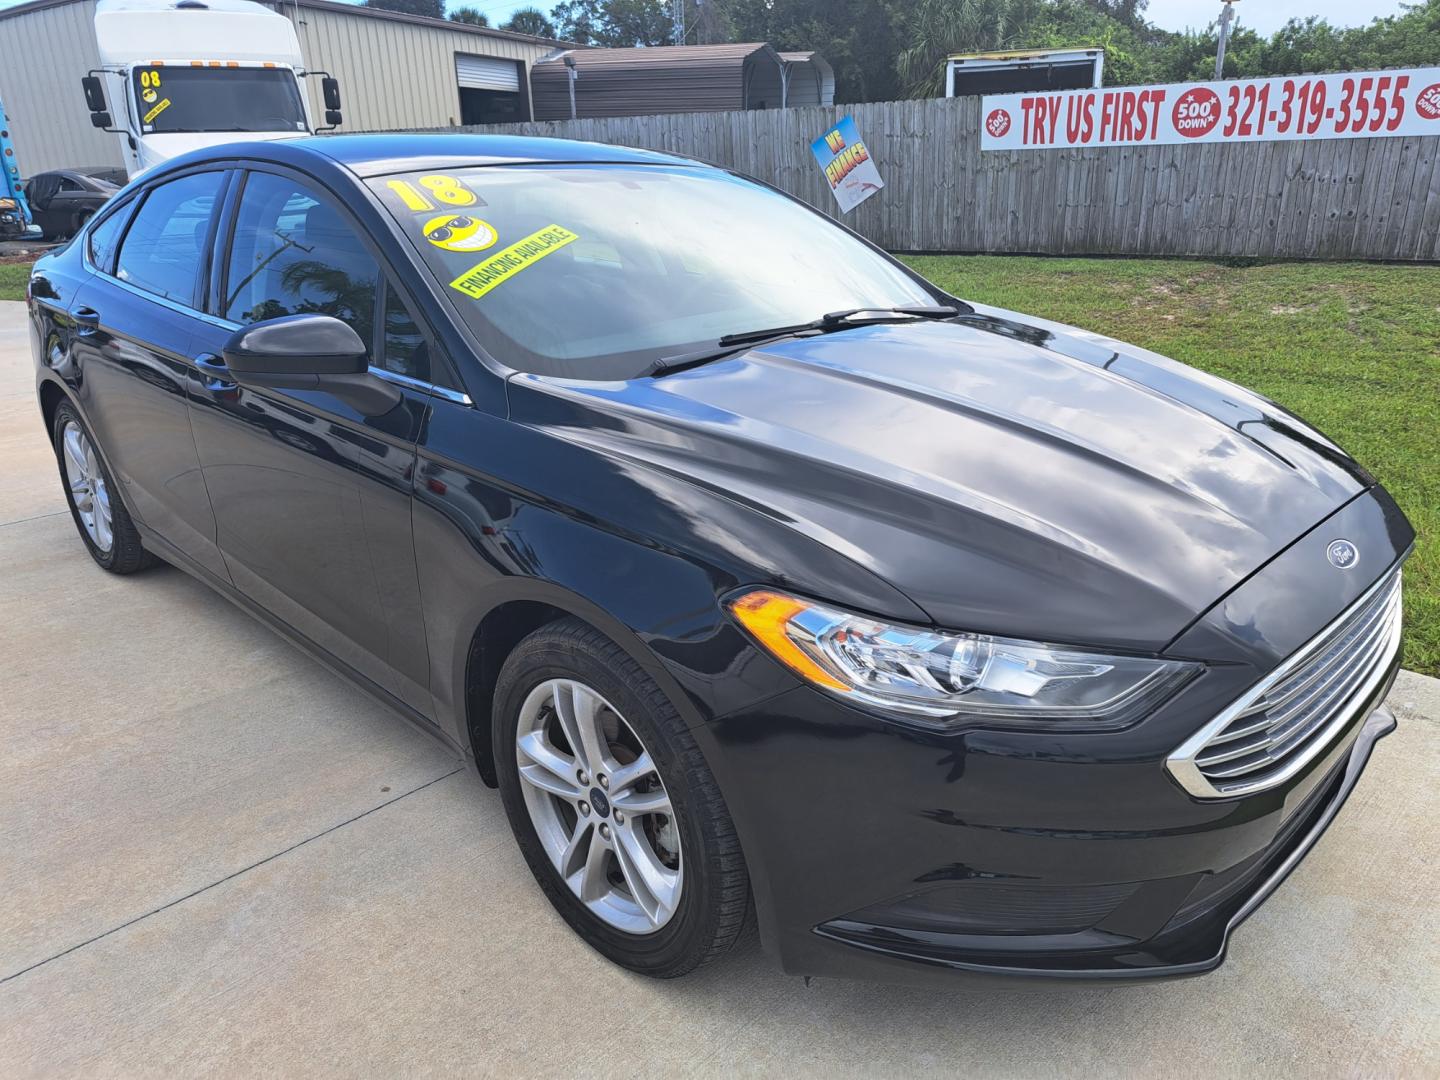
[503,6,556,38]
[898,0,1042,97]
[448,6,490,26]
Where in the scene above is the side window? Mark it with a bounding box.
[380,283,430,382]
[87,203,131,274]
[114,172,224,305]
[223,172,379,358]
[58,177,83,192]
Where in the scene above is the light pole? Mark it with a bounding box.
[1215,1,1240,80]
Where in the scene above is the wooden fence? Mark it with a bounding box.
[448,96,1440,261]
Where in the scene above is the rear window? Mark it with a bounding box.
[115,172,223,306]
[368,164,934,380]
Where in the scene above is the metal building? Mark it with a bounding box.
[530,44,835,121]
[0,0,567,173]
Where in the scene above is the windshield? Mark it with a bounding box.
[368,164,938,379]
[131,66,307,135]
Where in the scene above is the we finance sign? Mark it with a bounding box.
[980,68,1440,151]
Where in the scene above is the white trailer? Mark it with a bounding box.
[945,48,1104,98]
[80,0,343,177]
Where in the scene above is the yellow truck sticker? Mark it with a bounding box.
[449,225,578,299]
[143,97,171,124]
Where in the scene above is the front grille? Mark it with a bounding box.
[1168,570,1402,798]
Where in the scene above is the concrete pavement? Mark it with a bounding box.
[1,299,1437,1078]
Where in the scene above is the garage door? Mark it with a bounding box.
[456,54,521,92]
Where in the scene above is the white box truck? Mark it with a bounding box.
[80,0,343,178]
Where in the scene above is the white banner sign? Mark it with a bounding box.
[981,68,1440,151]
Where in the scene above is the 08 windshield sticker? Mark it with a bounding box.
[448,224,579,300]
[139,70,171,127]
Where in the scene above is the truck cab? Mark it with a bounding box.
[80,0,341,178]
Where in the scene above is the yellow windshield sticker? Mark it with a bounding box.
[143,98,171,124]
[386,175,478,213]
[423,213,497,253]
[449,225,578,300]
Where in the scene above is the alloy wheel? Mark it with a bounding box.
[514,678,683,934]
[62,420,113,553]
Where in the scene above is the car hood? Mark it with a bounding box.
[510,304,1370,652]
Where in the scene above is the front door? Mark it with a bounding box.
[186,167,433,706]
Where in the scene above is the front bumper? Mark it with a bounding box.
[815,699,1396,983]
[698,661,1397,987]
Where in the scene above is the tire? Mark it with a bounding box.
[52,401,155,574]
[72,211,93,239]
[493,618,751,978]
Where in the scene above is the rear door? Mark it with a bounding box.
[185,166,436,708]
[68,168,232,581]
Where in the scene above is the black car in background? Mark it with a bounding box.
[24,168,120,240]
[26,135,1411,985]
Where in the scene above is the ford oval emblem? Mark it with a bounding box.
[1327,539,1359,569]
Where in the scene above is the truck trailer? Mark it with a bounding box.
[80,0,343,177]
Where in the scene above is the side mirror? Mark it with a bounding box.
[324,109,343,127]
[82,75,108,114]
[322,77,342,111]
[90,112,114,129]
[221,314,400,416]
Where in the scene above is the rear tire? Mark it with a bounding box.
[52,401,155,574]
[493,618,751,978]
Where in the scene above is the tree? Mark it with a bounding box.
[897,0,1038,97]
[448,6,490,25]
[363,0,444,19]
[504,5,557,37]
[723,0,907,103]
[549,0,675,46]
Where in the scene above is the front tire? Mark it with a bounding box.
[493,618,751,977]
[52,401,154,574]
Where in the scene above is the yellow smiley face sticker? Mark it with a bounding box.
[423,214,497,253]
[142,88,158,104]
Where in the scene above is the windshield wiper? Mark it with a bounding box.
[644,304,963,377]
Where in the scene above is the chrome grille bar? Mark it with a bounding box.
[1166,569,1402,799]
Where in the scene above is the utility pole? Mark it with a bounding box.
[1214,1,1238,80]
[673,0,685,45]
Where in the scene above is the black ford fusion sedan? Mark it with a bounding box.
[28,134,1412,985]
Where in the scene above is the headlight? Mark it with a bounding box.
[728,589,1198,730]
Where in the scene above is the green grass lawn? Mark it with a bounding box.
[3,255,1435,672]
[0,262,30,302]
[903,256,1439,676]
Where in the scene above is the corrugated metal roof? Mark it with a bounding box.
[531,43,786,121]
[0,0,578,46]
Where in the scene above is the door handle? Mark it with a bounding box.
[73,306,100,334]
[194,353,237,391]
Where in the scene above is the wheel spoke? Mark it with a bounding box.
[558,818,592,879]
[93,482,113,550]
[555,681,614,774]
[516,730,581,800]
[63,426,87,478]
[607,752,655,797]
[579,825,610,903]
[611,786,671,817]
[613,824,680,926]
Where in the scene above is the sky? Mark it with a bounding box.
[0,0,1414,36]
[1141,0,1408,36]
